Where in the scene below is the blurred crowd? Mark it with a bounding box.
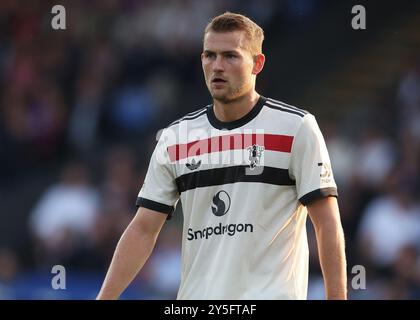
[307,55,420,299]
[0,0,419,299]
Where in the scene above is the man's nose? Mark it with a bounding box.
[212,55,224,72]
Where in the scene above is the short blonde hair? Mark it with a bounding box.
[204,12,264,55]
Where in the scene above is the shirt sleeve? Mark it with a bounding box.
[289,114,338,206]
[136,129,179,219]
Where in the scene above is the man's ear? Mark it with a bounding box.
[252,53,265,75]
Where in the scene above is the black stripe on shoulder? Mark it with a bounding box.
[267,98,308,115]
[169,109,207,127]
[136,197,174,220]
[167,107,208,128]
[265,101,306,118]
[299,187,338,206]
[185,106,209,117]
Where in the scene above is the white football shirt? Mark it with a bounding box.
[137,96,337,299]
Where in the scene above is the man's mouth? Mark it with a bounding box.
[212,78,227,83]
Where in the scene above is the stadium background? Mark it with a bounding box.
[0,0,419,299]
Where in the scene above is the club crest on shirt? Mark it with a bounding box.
[247,144,264,170]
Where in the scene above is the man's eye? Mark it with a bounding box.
[225,53,237,59]
[205,52,215,58]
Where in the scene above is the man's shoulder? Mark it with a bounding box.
[166,105,210,129]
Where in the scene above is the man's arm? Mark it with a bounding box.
[96,207,167,300]
[307,196,347,300]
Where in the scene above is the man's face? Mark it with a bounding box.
[201,31,257,103]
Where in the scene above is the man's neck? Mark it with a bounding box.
[213,91,260,123]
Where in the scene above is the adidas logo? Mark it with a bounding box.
[186,159,201,170]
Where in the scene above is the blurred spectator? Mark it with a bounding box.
[0,87,29,183]
[29,161,100,265]
[397,57,420,140]
[0,248,19,283]
[68,69,105,153]
[357,174,420,269]
[25,81,67,161]
[388,245,420,299]
[112,0,219,53]
[101,145,139,213]
[60,146,141,271]
[0,247,19,299]
[352,127,396,189]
